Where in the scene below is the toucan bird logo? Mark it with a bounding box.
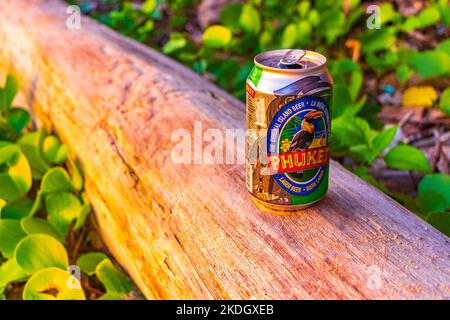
[289,110,324,151]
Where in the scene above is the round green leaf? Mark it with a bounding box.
[45,192,83,235]
[15,234,68,274]
[410,51,450,78]
[384,145,432,174]
[202,25,232,48]
[23,267,85,300]
[20,217,65,244]
[77,252,108,275]
[0,219,27,258]
[96,259,133,295]
[40,167,74,195]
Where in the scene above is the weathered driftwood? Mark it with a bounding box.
[0,0,449,299]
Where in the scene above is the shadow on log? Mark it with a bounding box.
[0,0,449,299]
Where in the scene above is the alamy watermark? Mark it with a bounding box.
[66,5,81,30]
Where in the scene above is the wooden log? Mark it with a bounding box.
[0,0,449,299]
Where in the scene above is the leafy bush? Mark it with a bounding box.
[0,74,135,300]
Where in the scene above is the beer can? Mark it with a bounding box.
[246,49,333,210]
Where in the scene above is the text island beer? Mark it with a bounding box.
[246,49,333,210]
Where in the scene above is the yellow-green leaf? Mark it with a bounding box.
[15,234,68,274]
[384,144,432,174]
[202,25,232,48]
[402,86,438,108]
[23,267,85,300]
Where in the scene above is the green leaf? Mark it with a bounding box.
[68,159,83,192]
[219,3,243,29]
[43,135,61,163]
[307,9,320,27]
[297,1,310,18]
[239,4,260,34]
[402,6,440,31]
[418,174,450,207]
[0,258,28,290]
[0,174,24,202]
[320,10,345,44]
[162,34,187,54]
[7,108,30,134]
[23,267,85,300]
[202,25,232,49]
[77,252,108,276]
[378,2,399,26]
[6,148,32,195]
[40,167,74,195]
[0,219,27,258]
[54,145,69,164]
[1,198,33,219]
[410,50,450,78]
[332,85,353,118]
[418,190,448,215]
[15,234,68,274]
[384,145,432,174]
[436,39,450,56]
[425,212,450,237]
[74,203,91,231]
[370,126,398,162]
[45,192,83,236]
[281,23,298,48]
[331,116,372,149]
[96,259,133,296]
[439,87,450,114]
[17,130,50,177]
[297,21,312,44]
[0,144,32,201]
[2,75,19,112]
[141,0,156,14]
[360,28,396,54]
[396,64,413,84]
[20,217,65,244]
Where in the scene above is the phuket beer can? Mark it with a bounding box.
[246,49,333,210]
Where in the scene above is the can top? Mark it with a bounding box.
[254,49,327,73]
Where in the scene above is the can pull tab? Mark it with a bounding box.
[279,50,306,69]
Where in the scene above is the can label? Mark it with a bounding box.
[246,66,332,208]
[267,96,330,196]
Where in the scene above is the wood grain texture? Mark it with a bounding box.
[0,0,449,299]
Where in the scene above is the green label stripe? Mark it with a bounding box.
[248,66,263,86]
